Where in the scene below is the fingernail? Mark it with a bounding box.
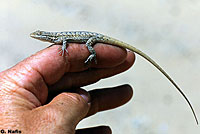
[80,93,90,103]
[76,89,90,103]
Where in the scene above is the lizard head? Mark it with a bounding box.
[30,30,57,43]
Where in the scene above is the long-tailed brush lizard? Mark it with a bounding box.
[30,30,198,124]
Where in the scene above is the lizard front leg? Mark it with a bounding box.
[84,36,97,64]
[58,39,68,56]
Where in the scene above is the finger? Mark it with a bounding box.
[87,84,133,117]
[29,43,129,84]
[22,43,129,84]
[49,52,135,91]
[3,43,133,104]
[76,126,111,134]
[25,88,90,132]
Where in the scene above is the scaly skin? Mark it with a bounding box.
[30,30,198,124]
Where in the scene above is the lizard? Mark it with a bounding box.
[30,30,198,124]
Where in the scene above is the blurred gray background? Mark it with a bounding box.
[1,0,200,133]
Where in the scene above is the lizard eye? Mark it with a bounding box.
[35,30,43,35]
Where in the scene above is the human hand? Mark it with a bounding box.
[0,43,135,134]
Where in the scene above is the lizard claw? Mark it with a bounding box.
[58,47,68,56]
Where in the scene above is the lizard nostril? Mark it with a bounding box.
[30,33,34,37]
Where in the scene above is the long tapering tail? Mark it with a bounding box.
[105,36,198,124]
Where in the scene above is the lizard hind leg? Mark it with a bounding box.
[84,37,97,64]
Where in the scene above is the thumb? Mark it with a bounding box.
[49,89,91,124]
[28,89,90,133]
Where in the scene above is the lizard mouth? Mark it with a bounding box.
[30,33,45,40]
[30,33,51,42]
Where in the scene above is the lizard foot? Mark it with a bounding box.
[58,47,68,56]
[85,54,97,65]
